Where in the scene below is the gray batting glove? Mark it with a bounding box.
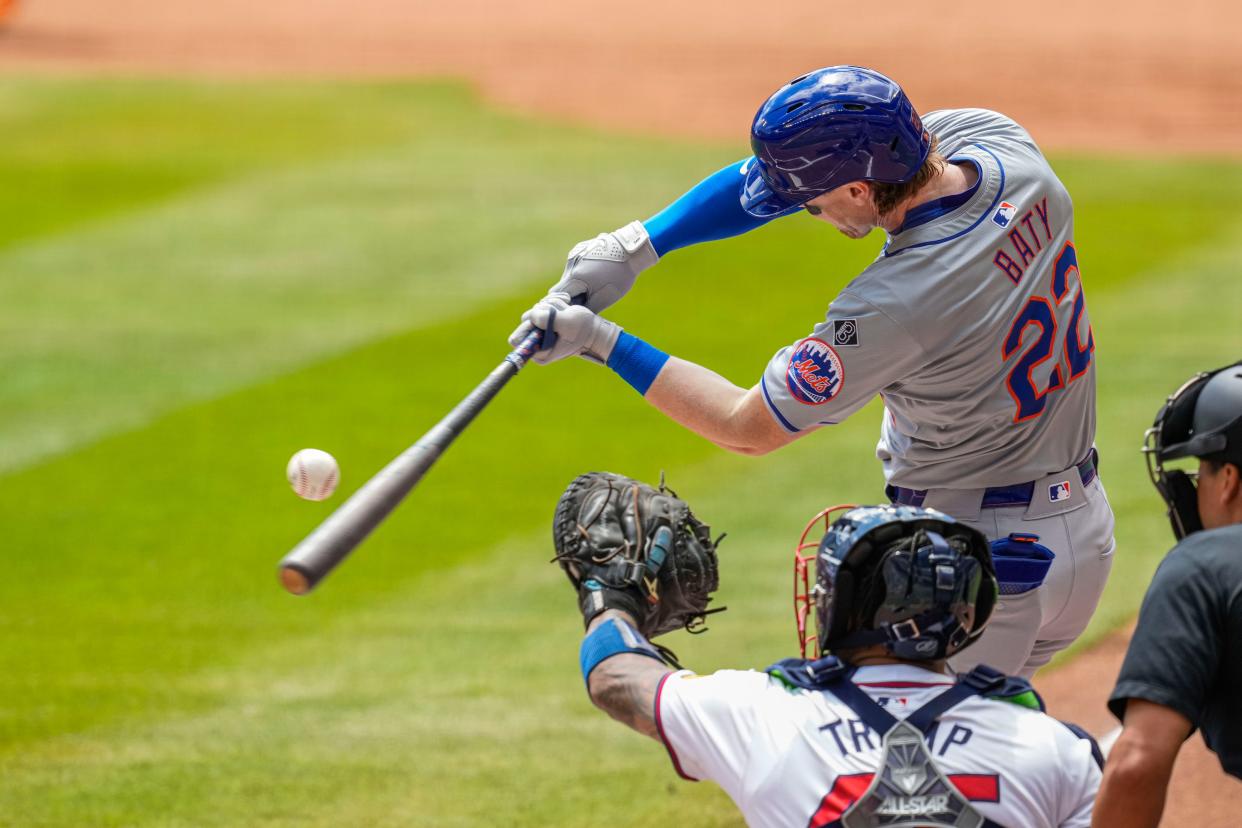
[509,296,622,366]
[552,220,659,313]
[506,221,655,353]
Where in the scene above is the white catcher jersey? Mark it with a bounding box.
[759,109,1095,489]
[656,664,1100,828]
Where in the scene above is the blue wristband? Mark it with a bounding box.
[607,331,670,396]
[580,617,666,687]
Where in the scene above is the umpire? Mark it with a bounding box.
[1094,361,1242,826]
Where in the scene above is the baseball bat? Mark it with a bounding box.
[278,327,545,595]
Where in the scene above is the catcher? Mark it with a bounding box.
[556,472,1102,828]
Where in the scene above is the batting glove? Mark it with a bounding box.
[509,296,622,365]
[552,220,659,312]
[507,221,656,352]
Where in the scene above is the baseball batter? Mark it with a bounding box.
[513,66,1115,677]
[565,488,1102,828]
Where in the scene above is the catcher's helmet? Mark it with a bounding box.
[1143,360,1242,539]
[794,505,996,661]
[741,66,931,218]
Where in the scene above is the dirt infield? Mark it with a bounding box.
[1039,623,1242,824]
[1,0,1241,155]
[2,0,1239,820]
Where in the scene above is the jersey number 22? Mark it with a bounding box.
[1002,242,1094,422]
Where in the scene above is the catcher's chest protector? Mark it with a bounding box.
[821,670,998,828]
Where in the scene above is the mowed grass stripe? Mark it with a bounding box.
[0,78,739,473]
[0,79,533,250]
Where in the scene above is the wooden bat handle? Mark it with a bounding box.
[278,327,545,594]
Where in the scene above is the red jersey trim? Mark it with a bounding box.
[654,672,699,782]
[950,774,1002,802]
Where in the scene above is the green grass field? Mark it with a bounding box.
[1,76,1239,826]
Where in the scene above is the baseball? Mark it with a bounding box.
[286,448,339,501]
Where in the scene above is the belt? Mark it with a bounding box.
[887,449,1099,509]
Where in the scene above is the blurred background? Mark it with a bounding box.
[0,1,1239,824]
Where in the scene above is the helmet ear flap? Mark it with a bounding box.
[1162,469,1203,540]
[1157,378,1209,459]
[958,530,997,635]
[959,554,995,645]
[828,569,855,645]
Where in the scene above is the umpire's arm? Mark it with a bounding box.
[1093,545,1218,827]
[1091,700,1191,828]
[584,610,675,740]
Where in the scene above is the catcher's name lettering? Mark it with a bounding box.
[991,196,1053,283]
[820,719,974,757]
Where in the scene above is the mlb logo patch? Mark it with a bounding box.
[786,338,845,406]
[992,202,1017,228]
[1049,480,1072,503]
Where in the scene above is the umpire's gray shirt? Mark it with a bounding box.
[760,108,1096,489]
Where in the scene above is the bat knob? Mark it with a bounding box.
[280,566,312,595]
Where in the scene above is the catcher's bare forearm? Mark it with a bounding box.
[585,611,673,741]
[644,357,800,456]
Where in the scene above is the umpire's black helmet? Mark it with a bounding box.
[1144,360,1242,538]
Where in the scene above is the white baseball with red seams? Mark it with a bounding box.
[286,448,339,501]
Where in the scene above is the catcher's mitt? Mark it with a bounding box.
[553,472,723,639]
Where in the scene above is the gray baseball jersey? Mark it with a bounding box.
[760,109,1096,490]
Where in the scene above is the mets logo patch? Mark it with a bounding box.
[992,201,1017,228]
[786,338,844,405]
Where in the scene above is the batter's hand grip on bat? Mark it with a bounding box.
[278,327,545,595]
[524,292,585,355]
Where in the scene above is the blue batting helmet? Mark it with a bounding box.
[797,505,996,661]
[741,66,931,218]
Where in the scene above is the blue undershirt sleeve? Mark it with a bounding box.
[643,159,793,257]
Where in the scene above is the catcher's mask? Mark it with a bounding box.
[1143,360,1242,539]
[794,505,997,661]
